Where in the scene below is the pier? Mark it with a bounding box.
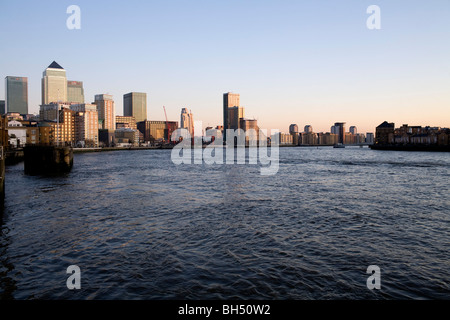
[23,145,73,175]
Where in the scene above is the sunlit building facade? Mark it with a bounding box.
[42,61,67,104]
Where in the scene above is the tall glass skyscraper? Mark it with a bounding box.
[223,92,240,142]
[124,92,147,123]
[180,108,194,137]
[5,76,28,114]
[42,61,67,104]
[67,81,84,103]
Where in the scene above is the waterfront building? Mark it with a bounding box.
[180,108,194,137]
[349,126,357,135]
[386,124,450,147]
[70,104,99,147]
[304,125,313,134]
[320,132,338,145]
[228,106,245,131]
[5,76,28,114]
[42,61,67,104]
[94,94,115,131]
[279,132,293,145]
[7,120,27,148]
[223,92,240,142]
[344,132,354,144]
[366,133,374,144]
[289,124,298,135]
[114,127,139,146]
[239,118,259,145]
[301,132,318,145]
[116,115,137,130]
[67,81,84,103]
[37,122,56,145]
[289,124,299,145]
[124,92,147,123]
[333,122,346,144]
[56,108,76,146]
[137,120,178,143]
[375,121,395,145]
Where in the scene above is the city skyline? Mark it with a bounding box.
[0,1,449,134]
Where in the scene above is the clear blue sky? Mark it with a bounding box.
[1,0,449,133]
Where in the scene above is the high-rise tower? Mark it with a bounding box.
[42,61,67,104]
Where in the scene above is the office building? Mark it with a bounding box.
[116,116,137,130]
[42,61,67,104]
[349,126,357,135]
[67,81,84,103]
[115,128,139,147]
[223,92,240,142]
[333,122,346,144]
[0,100,5,114]
[94,94,115,130]
[124,92,147,123]
[137,120,178,143]
[5,76,28,114]
[180,108,194,137]
[228,106,245,130]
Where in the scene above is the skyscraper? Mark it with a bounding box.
[94,94,115,130]
[124,92,147,123]
[5,76,28,114]
[228,106,245,130]
[42,61,67,104]
[223,92,240,142]
[180,108,194,137]
[334,122,346,144]
[0,101,5,114]
[349,126,357,135]
[67,81,84,103]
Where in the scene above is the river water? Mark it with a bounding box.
[0,147,449,299]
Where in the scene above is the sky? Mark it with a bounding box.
[0,0,449,134]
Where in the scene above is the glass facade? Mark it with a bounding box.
[42,67,67,104]
[5,76,28,114]
[67,81,84,103]
[124,92,147,123]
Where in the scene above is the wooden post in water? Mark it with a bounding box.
[24,145,73,175]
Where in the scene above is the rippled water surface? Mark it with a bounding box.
[0,147,449,299]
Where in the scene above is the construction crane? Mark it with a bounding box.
[163,106,170,144]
